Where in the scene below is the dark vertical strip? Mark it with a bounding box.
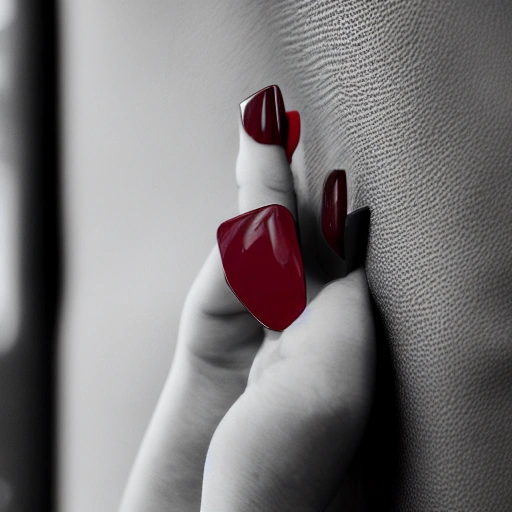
[41,0,61,510]
[0,1,60,511]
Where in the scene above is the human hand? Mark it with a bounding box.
[120,86,375,512]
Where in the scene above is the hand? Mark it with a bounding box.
[120,87,376,512]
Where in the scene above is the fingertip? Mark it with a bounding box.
[236,86,297,216]
[328,267,371,306]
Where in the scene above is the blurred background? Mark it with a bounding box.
[6,1,512,511]
[1,1,299,511]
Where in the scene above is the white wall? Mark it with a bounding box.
[58,1,290,511]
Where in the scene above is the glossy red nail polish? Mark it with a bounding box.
[217,204,306,331]
[240,85,301,162]
[285,110,301,163]
[240,85,288,147]
[322,170,347,259]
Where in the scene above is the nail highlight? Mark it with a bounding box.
[217,204,306,331]
[240,85,288,147]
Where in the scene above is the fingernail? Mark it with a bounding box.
[322,170,347,259]
[240,85,288,147]
[285,110,301,163]
[217,204,306,331]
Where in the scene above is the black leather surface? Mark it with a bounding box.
[253,1,512,509]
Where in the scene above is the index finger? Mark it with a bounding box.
[237,85,299,216]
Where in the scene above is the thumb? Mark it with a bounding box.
[200,269,376,512]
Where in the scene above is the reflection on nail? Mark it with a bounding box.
[217,204,306,331]
[240,85,288,147]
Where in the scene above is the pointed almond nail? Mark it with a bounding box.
[322,170,347,259]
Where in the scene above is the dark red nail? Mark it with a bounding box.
[322,170,347,259]
[217,204,306,331]
[240,85,289,147]
[285,110,301,163]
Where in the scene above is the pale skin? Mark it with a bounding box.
[119,110,376,511]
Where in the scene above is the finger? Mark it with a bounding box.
[250,267,373,387]
[214,86,305,332]
[315,170,371,283]
[237,85,298,217]
[181,245,263,366]
[201,269,376,512]
[185,245,252,316]
[186,84,301,319]
[181,87,304,349]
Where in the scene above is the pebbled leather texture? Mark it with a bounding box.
[251,1,512,510]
